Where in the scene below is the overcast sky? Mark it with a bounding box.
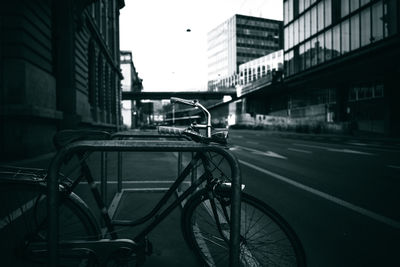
[120,0,283,92]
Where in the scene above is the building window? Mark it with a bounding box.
[311,6,317,36]
[299,44,305,71]
[289,23,293,49]
[325,0,332,27]
[374,84,384,97]
[284,0,289,24]
[284,27,289,50]
[299,15,305,42]
[325,28,332,61]
[318,1,324,32]
[371,1,384,42]
[349,87,357,101]
[284,53,289,75]
[311,37,318,66]
[288,50,294,75]
[350,0,359,12]
[305,40,311,68]
[305,11,311,39]
[384,0,398,37]
[318,33,325,64]
[294,20,299,46]
[300,0,304,14]
[350,14,360,51]
[341,19,350,54]
[305,0,310,10]
[361,8,371,46]
[341,0,349,17]
[332,24,341,57]
[289,0,294,22]
[361,0,370,6]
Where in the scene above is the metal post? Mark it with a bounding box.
[177,152,183,192]
[100,152,107,204]
[117,152,122,193]
[191,152,196,184]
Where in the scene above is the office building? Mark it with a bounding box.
[282,0,400,135]
[207,14,283,91]
[239,50,284,86]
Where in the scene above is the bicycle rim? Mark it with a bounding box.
[182,189,306,267]
[0,179,100,266]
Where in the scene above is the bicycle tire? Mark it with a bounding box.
[0,178,101,266]
[181,189,306,267]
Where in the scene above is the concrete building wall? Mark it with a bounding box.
[0,0,125,160]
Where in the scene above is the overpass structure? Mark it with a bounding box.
[122,90,237,101]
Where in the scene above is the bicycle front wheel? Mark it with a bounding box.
[0,178,101,266]
[181,189,306,267]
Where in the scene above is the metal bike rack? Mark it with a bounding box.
[110,131,191,193]
[47,139,242,267]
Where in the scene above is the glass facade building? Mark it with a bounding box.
[281,0,400,135]
[207,14,283,91]
[284,0,398,77]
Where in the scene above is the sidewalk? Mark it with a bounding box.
[1,148,200,266]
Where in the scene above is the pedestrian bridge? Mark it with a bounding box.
[122,90,237,101]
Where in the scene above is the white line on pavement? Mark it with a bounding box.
[239,160,400,230]
[235,145,287,159]
[387,165,400,169]
[246,141,259,145]
[294,143,374,155]
[287,148,312,154]
[347,142,368,146]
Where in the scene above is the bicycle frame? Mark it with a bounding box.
[46,139,242,267]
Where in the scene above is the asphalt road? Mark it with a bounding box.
[227,129,400,267]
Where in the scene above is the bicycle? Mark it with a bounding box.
[0,97,306,267]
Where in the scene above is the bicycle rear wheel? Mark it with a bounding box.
[181,189,306,267]
[0,178,101,266]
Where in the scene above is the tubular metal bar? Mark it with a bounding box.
[47,140,241,267]
[111,131,190,194]
[100,152,107,205]
[117,152,122,193]
[111,131,191,140]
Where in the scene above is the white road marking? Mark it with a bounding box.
[326,148,374,155]
[287,148,312,154]
[239,160,400,230]
[246,141,259,145]
[294,143,374,155]
[387,165,400,169]
[347,142,368,146]
[235,145,287,159]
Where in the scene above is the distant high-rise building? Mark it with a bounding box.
[207,14,283,91]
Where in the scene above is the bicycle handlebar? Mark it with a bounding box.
[158,126,186,136]
[158,125,228,145]
[170,97,212,138]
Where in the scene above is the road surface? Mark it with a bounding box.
[228,129,400,267]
